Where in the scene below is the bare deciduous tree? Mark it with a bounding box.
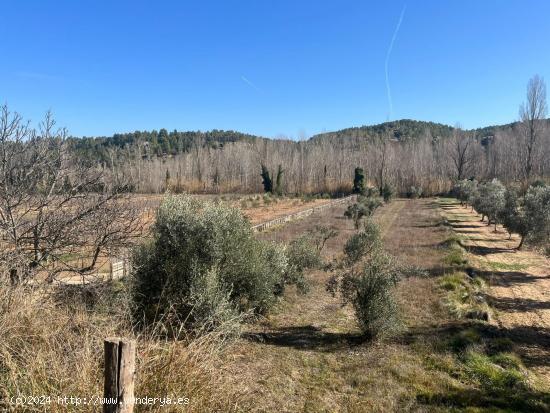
[0,105,142,284]
[519,75,548,181]
[447,127,476,181]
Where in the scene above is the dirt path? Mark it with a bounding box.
[441,200,550,380]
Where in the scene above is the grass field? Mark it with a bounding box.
[218,198,550,412]
[4,197,549,412]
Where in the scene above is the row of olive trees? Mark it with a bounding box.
[453,179,550,251]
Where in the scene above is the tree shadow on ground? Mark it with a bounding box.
[450,223,484,229]
[243,325,366,352]
[475,270,549,286]
[417,388,550,413]
[487,295,550,312]
[401,321,550,411]
[402,321,550,368]
[465,244,511,255]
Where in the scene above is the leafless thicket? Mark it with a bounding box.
[0,106,142,284]
[113,77,549,195]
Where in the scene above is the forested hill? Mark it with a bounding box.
[309,119,456,142]
[67,118,549,163]
[68,129,263,163]
[310,118,550,144]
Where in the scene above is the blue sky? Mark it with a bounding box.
[1,0,549,139]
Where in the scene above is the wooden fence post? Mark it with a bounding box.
[104,337,136,413]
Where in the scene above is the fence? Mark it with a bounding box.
[251,195,357,232]
[50,195,356,285]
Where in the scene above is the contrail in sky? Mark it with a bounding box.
[385,5,406,120]
[241,75,261,92]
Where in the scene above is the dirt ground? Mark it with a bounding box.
[441,201,550,381]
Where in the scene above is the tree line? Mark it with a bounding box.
[83,75,549,195]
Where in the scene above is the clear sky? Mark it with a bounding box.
[1,0,549,139]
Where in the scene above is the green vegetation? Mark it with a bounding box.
[131,195,300,331]
[453,179,550,251]
[260,164,273,193]
[311,119,456,142]
[381,182,395,203]
[352,167,366,194]
[486,261,529,271]
[69,128,261,163]
[344,195,383,229]
[439,271,490,320]
[328,220,401,339]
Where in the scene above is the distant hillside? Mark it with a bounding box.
[309,119,456,142]
[67,118,550,163]
[68,129,264,163]
[310,118,550,144]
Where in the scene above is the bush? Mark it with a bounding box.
[499,188,527,239]
[283,235,323,294]
[453,179,479,207]
[343,220,382,264]
[406,186,423,199]
[344,196,383,229]
[473,179,506,228]
[381,183,394,203]
[521,184,550,248]
[332,252,401,338]
[131,195,290,331]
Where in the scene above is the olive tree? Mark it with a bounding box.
[131,195,309,331]
[328,221,401,339]
[473,179,506,230]
[344,196,383,229]
[519,185,550,249]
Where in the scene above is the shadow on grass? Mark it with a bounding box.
[465,244,511,255]
[417,388,550,413]
[403,321,550,371]
[450,223,484,229]
[402,321,550,411]
[243,325,366,351]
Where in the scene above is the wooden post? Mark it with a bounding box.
[104,338,136,413]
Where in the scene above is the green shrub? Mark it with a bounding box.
[343,220,382,264]
[406,186,423,199]
[381,183,394,203]
[352,167,366,194]
[340,252,401,338]
[131,195,289,332]
[445,249,467,267]
[329,250,401,339]
[282,235,323,294]
[344,197,383,229]
[465,350,526,390]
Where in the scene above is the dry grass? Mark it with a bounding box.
[3,197,549,412]
[0,285,240,412]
